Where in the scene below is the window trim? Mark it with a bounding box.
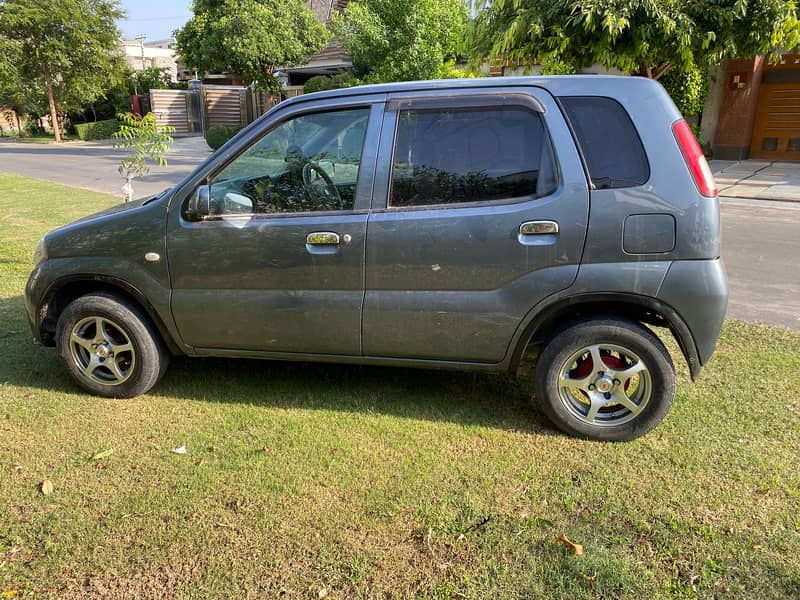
[184,104,375,221]
[384,100,559,211]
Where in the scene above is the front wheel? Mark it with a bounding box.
[534,318,675,441]
[56,293,168,398]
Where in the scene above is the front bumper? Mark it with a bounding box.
[25,264,46,343]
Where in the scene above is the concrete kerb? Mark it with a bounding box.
[710,159,800,203]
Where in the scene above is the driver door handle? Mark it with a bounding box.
[519,220,559,235]
[307,231,340,245]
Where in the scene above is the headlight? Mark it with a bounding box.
[33,237,48,267]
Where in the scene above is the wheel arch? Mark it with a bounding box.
[508,292,702,381]
[37,275,183,355]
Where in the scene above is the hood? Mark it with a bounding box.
[52,189,170,231]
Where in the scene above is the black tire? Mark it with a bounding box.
[533,318,675,441]
[55,293,169,398]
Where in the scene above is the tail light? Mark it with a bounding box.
[672,119,717,197]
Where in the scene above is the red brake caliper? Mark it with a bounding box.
[571,350,631,396]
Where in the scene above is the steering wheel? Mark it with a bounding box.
[302,162,342,209]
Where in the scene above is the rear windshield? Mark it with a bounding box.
[559,96,649,189]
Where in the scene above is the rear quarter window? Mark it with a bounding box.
[559,96,649,189]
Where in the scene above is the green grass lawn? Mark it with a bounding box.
[1,172,798,599]
[0,133,76,144]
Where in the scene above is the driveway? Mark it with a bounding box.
[0,136,211,198]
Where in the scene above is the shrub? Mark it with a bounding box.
[303,71,361,95]
[206,125,241,150]
[303,75,334,94]
[661,63,709,118]
[73,118,120,140]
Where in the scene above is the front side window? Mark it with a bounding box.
[389,106,557,208]
[208,107,369,216]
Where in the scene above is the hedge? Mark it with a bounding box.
[206,125,241,150]
[73,118,120,140]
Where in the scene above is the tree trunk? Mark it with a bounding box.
[15,111,23,138]
[122,172,134,202]
[634,62,671,79]
[45,78,61,143]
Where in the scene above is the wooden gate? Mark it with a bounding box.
[750,55,800,161]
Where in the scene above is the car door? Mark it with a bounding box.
[167,100,383,355]
[363,88,590,362]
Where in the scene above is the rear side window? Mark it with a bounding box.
[560,96,649,189]
[389,106,557,208]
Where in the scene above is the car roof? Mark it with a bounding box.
[281,75,659,107]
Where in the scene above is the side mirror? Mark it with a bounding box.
[185,184,210,221]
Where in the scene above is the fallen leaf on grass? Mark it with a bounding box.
[40,480,54,496]
[3,590,18,598]
[318,587,328,599]
[555,534,584,555]
[171,446,187,455]
[91,448,114,460]
[12,464,22,472]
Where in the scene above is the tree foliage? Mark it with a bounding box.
[331,0,468,83]
[0,0,127,141]
[467,0,800,79]
[176,0,330,89]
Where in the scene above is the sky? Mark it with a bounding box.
[117,0,192,42]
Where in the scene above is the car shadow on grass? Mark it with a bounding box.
[0,295,554,435]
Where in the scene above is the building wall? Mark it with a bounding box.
[120,41,179,82]
[699,64,725,149]
[712,57,765,160]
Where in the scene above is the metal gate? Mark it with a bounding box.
[202,85,280,130]
[151,86,281,135]
[150,89,202,135]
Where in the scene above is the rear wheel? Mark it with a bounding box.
[533,318,675,441]
[56,293,168,398]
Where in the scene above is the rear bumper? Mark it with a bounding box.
[657,258,728,366]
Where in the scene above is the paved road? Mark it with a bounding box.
[0,136,211,198]
[720,197,800,330]
[0,139,797,329]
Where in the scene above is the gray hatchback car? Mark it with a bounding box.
[26,76,727,441]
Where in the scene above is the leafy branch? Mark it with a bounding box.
[111,113,175,201]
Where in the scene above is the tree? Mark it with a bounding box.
[0,0,127,142]
[176,0,330,90]
[112,113,175,201]
[331,0,468,83]
[467,0,800,80]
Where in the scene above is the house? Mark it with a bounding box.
[120,38,179,82]
[281,0,353,97]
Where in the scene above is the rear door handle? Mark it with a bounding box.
[519,220,559,235]
[307,231,340,245]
